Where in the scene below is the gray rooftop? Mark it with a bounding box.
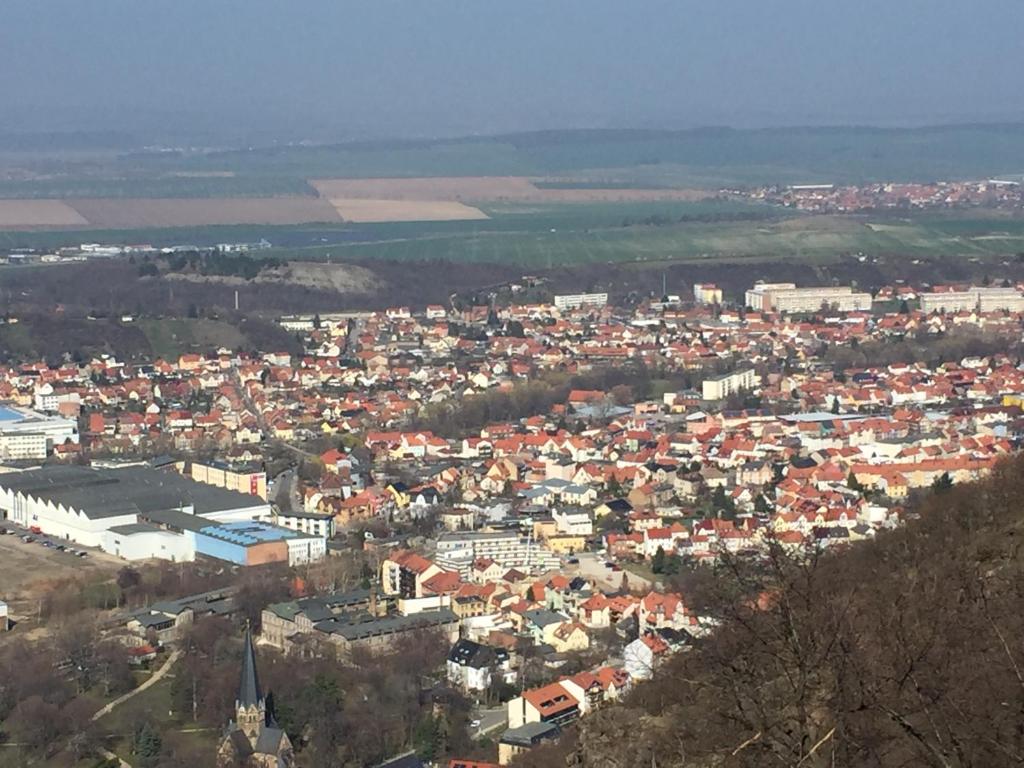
[0,465,265,521]
[500,721,560,745]
[314,609,457,641]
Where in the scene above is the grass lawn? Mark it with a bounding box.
[99,671,219,764]
[622,560,661,586]
[137,318,248,359]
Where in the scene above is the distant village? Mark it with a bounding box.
[0,238,272,265]
[733,178,1024,213]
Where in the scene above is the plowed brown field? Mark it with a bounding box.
[328,198,489,222]
[0,200,90,228]
[68,197,343,228]
[311,176,705,203]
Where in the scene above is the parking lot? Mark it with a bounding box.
[0,523,122,606]
[571,552,654,592]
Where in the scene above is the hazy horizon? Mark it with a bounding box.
[3,0,1024,146]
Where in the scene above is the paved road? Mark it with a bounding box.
[98,748,132,768]
[474,706,507,737]
[92,649,183,722]
[269,468,298,513]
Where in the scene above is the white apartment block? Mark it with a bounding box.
[553,293,608,311]
[702,368,758,401]
[693,283,723,305]
[745,282,871,313]
[435,530,559,575]
[0,405,79,460]
[919,287,1024,314]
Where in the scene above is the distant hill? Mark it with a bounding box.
[144,123,1024,187]
[5,123,1024,191]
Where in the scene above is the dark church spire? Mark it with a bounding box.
[238,624,263,709]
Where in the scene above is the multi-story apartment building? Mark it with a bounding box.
[745,282,872,313]
[692,283,723,305]
[435,531,559,575]
[553,293,608,311]
[702,368,758,401]
[0,404,78,460]
[919,286,1024,313]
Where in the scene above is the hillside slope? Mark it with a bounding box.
[566,456,1024,768]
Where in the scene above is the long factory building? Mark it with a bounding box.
[0,465,324,566]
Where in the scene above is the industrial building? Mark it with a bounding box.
[0,465,323,565]
[919,286,1024,314]
[0,404,78,460]
[552,293,608,311]
[744,282,872,313]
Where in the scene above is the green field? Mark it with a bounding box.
[276,210,1024,267]
[0,199,775,250]
[3,200,1024,268]
[137,318,249,359]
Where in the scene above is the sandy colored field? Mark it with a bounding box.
[67,197,343,228]
[530,187,707,202]
[328,198,489,222]
[312,176,538,201]
[311,176,706,203]
[0,531,121,608]
[0,199,90,227]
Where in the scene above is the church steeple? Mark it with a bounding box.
[235,624,267,741]
[218,624,294,767]
[238,625,263,709]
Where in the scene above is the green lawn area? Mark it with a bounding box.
[137,318,248,359]
[622,560,660,586]
[99,671,218,766]
[0,322,36,358]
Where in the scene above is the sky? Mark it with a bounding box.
[2,0,1023,143]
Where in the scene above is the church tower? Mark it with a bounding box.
[236,626,267,743]
[217,626,295,767]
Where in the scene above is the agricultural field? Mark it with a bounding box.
[63,197,342,229]
[327,198,490,222]
[0,174,316,200]
[0,199,89,227]
[117,125,1024,185]
[311,175,707,203]
[276,208,1024,267]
